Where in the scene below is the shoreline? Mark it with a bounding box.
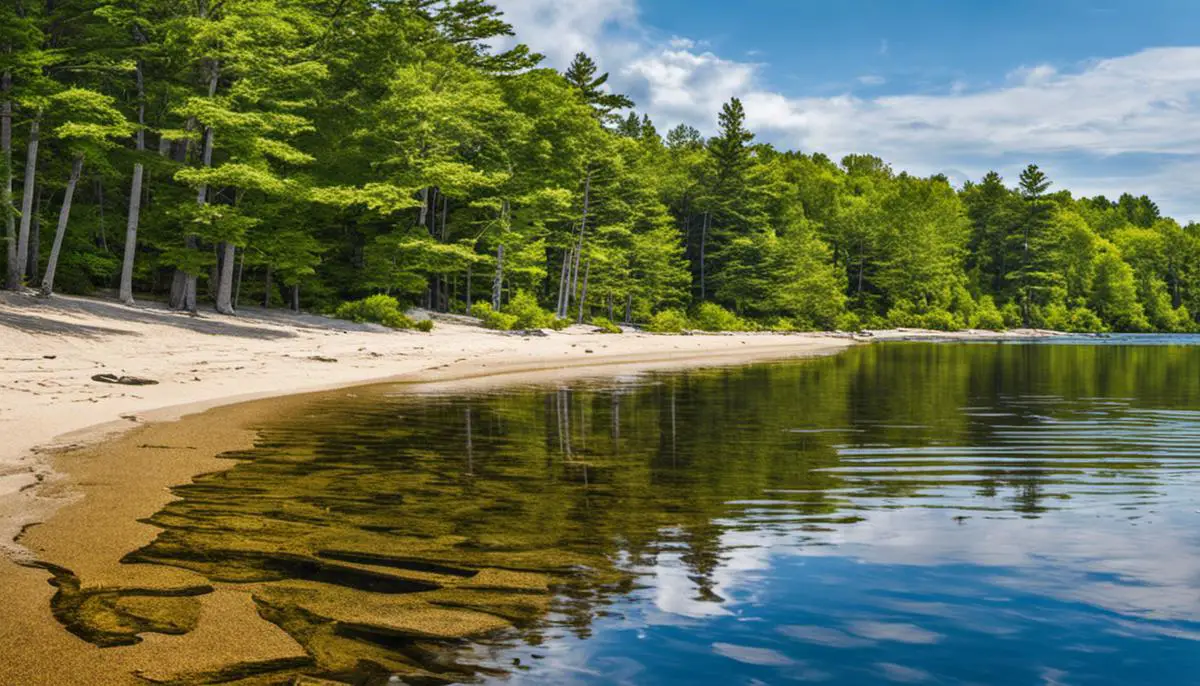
[0,291,1069,562]
[0,292,1068,684]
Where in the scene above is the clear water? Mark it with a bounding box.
[81,340,1200,684]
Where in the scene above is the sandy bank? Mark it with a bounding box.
[0,291,869,685]
[0,291,865,555]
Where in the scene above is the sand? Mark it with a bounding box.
[0,291,1056,684]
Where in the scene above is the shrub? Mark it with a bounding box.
[834,311,862,332]
[646,309,690,333]
[971,296,1006,331]
[769,317,799,332]
[1000,301,1023,329]
[918,309,962,332]
[590,316,622,334]
[334,295,416,329]
[415,319,434,332]
[885,300,922,328]
[471,302,518,331]
[691,302,746,332]
[503,290,554,329]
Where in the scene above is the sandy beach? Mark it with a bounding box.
[0,292,1059,684]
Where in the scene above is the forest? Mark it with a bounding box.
[2,0,1198,333]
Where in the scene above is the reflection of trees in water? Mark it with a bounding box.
[50,342,1200,683]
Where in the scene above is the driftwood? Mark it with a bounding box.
[91,373,159,386]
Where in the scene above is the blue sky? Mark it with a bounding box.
[494,0,1200,220]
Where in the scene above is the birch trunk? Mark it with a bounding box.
[15,115,39,285]
[215,240,236,313]
[40,155,84,296]
[576,258,591,324]
[2,71,15,289]
[492,243,504,309]
[565,170,592,317]
[555,247,570,317]
[27,194,38,280]
[119,58,146,305]
[465,261,472,311]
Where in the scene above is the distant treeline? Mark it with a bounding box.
[2,0,1196,332]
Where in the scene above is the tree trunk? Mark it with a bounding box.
[290,283,300,312]
[171,58,219,313]
[556,247,570,317]
[2,71,15,290]
[119,58,147,305]
[215,240,236,314]
[492,243,504,309]
[233,246,244,307]
[566,169,592,317]
[577,258,591,324]
[625,293,632,324]
[15,114,39,286]
[699,211,709,301]
[263,264,272,307]
[27,192,39,281]
[40,155,84,296]
[465,262,472,311]
[418,187,429,229]
[440,193,448,241]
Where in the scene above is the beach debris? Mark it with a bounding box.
[91,373,159,386]
[308,355,339,363]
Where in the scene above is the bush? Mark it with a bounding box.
[971,296,1006,331]
[834,311,862,332]
[503,290,555,329]
[334,295,416,329]
[691,302,747,332]
[769,317,799,332]
[590,316,622,334]
[415,319,434,332]
[1000,301,1024,329]
[646,309,690,333]
[471,302,518,331]
[918,309,962,332]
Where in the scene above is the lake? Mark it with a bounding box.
[63,339,1200,684]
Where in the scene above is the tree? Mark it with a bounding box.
[563,52,633,124]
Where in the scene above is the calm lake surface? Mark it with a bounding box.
[111,339,1200,684]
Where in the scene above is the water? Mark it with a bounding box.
[65,340,1200,684]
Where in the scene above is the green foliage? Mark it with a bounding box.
[590,316,622,334]
[334,295,417,330]
[416,319,435,333]
[4,0,1198,336]
[502,290,566,330]
[691,302,747,332]
[971,296,1007,331]
[645,309,690,334]
[471,302,518,331]
[834,311,863,332]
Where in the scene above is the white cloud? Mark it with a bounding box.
[858,75,886,86]
[494,0,1200,218]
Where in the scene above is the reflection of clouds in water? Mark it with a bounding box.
[711,642,796,666]
[875,662,932,683]
[649,528,773,620]
[778,625,876,648]
[846,621,943,645]
[813,499,1200,622]
[645,474,1200,634]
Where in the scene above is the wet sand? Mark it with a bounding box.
[0,315,861,683]
[0,293,1061,684]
